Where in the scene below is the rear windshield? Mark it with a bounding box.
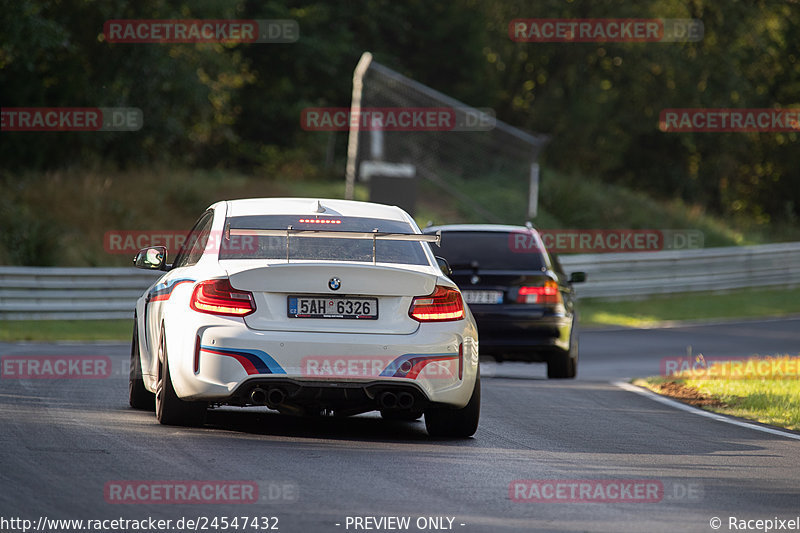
[220,215,428,265]
[434,231,548,271]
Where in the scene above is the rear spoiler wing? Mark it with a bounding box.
[228,228,441,264]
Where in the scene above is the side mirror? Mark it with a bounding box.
[569,271,587,283]
[134,246,168,270]
[435,256,453,277]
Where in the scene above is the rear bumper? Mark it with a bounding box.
[470,306,572,360]
[163,319,479,410]
[227,377,431,415]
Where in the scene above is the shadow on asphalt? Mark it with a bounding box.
[201,407,477,445]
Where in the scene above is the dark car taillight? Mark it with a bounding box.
[190,279,255,317]
[516,280,562,304]
[409,286,465,322]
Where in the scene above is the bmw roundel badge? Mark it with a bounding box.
[328,277,341,291]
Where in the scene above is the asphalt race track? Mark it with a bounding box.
[1,318,799,533]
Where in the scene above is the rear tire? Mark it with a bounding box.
[129,318,154,410]
[548,327,578,379]
[155,328,206,427]
[380,409,423,421]
[547,351,576,379]
[424,372,480,438]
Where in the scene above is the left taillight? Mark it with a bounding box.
[409,286,465,322]
[190,278,256,317]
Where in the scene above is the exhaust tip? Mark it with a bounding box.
[378,391,398,409]
[267,388,286,407]
[250,387,267,405]
[397,392,415,409]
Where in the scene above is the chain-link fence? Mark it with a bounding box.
[345,52,548,222]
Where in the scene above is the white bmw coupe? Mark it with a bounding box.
[129,198,480,437]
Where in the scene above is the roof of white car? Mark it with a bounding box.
[222,198,412,222]
[424,224,533,233]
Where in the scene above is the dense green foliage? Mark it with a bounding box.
[2,0,799,235]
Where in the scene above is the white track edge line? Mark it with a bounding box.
[613,380,800,441]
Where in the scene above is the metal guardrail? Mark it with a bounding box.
[559,242,800,299]
[0,267,161,320]
[1,242,800,319]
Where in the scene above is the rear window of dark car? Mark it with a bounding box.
[221,215,428,265]
[434,231,547,271]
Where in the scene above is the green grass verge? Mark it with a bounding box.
[0,320,133,342]
[419,169,800,246]
[579,286,800,328]
[636,357,800,431]
[0,167,370,267]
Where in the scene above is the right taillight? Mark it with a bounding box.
[517,280,562,304]
[409,286,465,322]
[190,278,256,317]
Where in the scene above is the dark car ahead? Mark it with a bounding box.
[424,224,586,378]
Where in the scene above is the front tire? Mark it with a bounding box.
[424,372,480,438]
[155,327,206,427]
[129,318,154,410]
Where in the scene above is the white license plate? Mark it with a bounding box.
[462,290,503,304]
[288,296,378,319]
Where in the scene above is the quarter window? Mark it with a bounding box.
[173,211,214,268]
